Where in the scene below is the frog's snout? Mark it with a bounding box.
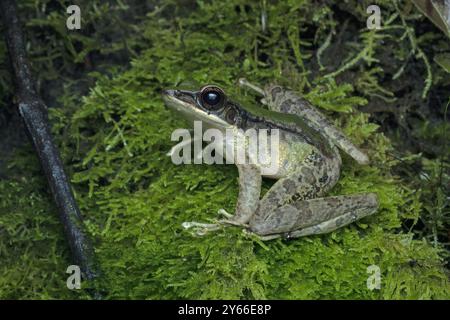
[162,89,176,97]
[162,89,176,110]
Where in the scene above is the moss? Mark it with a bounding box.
[0,0,449,299]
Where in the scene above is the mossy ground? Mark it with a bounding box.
[0,0,449,299]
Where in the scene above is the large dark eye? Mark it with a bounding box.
[205,92,220,105]
[199,86,226,110]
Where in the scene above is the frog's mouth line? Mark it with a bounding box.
[162,90,230,129]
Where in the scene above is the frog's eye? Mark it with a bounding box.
[199,86,226,110]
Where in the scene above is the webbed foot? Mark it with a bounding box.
[181,221,222,236]
[181,209,249,236]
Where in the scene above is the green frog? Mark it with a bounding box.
[162,79,378,240]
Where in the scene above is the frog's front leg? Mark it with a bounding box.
[249,193,379,240]
[182,164,261,235]
[225,164,262,224]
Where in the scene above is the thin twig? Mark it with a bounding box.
[0,0,100,289]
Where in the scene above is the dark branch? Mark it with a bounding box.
[0,0,100,286]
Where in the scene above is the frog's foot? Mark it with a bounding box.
[182,209,249,236]
[217,208,233,219]
[241,229,282,241]
[238,78,265,96]
[181,221,222,236]
[217,209,251,228]
[238,78,268,105]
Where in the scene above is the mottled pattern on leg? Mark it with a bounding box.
[250,193,379,236]
[249,151,340,231]
[287,193,379,238]
[262,84,288,112]
[263,85,369,165]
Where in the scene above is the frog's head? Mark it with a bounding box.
[162,85,245,130]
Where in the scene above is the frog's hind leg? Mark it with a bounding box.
[238,78,269,106]
[238,78,265,96]
[249,193,379,240]
[263,85,370,165]
[239,78,370,165]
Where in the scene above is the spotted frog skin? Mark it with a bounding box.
[162,79,378,240]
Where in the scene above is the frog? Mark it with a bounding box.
[162,78,379,240]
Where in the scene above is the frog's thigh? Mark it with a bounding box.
[249,193,378,236]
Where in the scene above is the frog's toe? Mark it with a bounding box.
[217,208,233,219]
[182,221,218,230]
[238,78,266,97]
[181,216,249,237]
[241,228,282,241]
[181,221,221,236]
[217,209,251,227]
